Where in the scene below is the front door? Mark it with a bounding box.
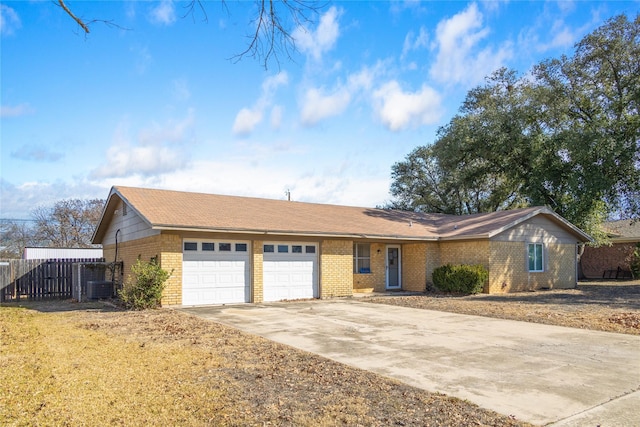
[386,245,401,289]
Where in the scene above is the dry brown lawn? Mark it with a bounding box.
[366,280,640,335]
[2,280,636,426]
[1,300,529,426]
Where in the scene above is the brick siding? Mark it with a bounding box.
[320,240,353,298]
[439,240,490,267]
[488,241,576,293]
[252,240,264,303]
[402,243,428,292]
[102,233,182,305]
[581,242,638,279]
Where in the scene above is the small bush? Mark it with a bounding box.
[119,259,171,310]
[432,264,488,294]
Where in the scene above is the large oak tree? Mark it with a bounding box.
[390,14,640,242]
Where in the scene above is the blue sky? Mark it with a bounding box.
[1,1,637,219]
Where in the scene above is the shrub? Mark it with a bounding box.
[119,258,171,310]
[432,264,488,294]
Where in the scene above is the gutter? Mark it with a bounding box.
[152,225,439,242]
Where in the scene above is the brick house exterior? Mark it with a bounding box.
[580,219,639,279]
[94,186,591,306]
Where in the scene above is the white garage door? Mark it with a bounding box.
[182,240,250,305]
[263,242,318,302]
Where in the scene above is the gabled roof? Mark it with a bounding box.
[92,186,592,243]
[603,219,640,243]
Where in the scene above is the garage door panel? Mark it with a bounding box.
[182,241,250,306]
[263,253,317,302]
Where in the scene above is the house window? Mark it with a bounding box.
[235,243,247,252]
[219,243,231,251]
[202,242,215,251]
[278,245,289,253]
[528,243,544,272]
[354,243,371,274]
[264,244,274,253]
[292,245,302,253]
[305,245,316,254]
[184,242,198,251]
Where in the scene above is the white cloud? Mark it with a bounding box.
[298,63,386,127]
[429,3,512,86]
[92,144,187,178]
[232,72,288,136]
[11,145,64,163]
[131,45,152,74]
[293,6,341,61]
[91,111,195,179]
[172,78,191,101]
[300,86,351,126]
[126,157,390,209]
[1,103,34,118]
[517,4,594,55]
[149,0,176,26]
[138,109,196,145]
[0,179,108,219]
[347,67,375,91]
[401,26,428,59]
[232,108,264,136]
[373,81,442,132]
[270,105,283,130]
[0,4,21,36]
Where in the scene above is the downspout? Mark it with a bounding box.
[576,242,585,284]
[111,229,121,284]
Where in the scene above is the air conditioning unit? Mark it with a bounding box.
[87,280,114,299]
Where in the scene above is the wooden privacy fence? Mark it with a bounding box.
[0,258,106,302]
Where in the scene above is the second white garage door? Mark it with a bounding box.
[263,242,318,302]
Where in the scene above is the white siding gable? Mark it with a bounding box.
[492,215,580,244]
[102,200,159,245]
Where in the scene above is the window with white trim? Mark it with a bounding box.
[353,243,371,274]
[528,243,544,272]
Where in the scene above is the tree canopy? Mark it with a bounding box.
[0,199,104,258]
[389,14,640,242]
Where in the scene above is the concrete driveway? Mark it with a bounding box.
[179,300,640,426]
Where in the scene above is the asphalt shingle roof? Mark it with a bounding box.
[93,186,591,243]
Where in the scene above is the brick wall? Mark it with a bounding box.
[439,240,490,267]
[425,242,440,289]
[581,242,638,279]
[488,241,525,293]
[402,243,427,292]
[353,243,385,292]
[103,233,182,305]
[489,241,576,293]
[252,240,264,303]
[320,240,353,298]
[159,234,182,305]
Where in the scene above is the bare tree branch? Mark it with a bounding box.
[57,0,90,34]
[55,0,131,34]
[231,0,323,69]
[55,0,324,69]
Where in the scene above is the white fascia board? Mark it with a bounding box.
[152,225,438,241]
[486,207,593,242]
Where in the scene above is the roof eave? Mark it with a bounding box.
[439,234,489,241]
[486,207,593,242]
[152,225,438,241]
[92,186,155,244]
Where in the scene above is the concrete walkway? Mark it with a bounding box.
[179,300,640,426]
